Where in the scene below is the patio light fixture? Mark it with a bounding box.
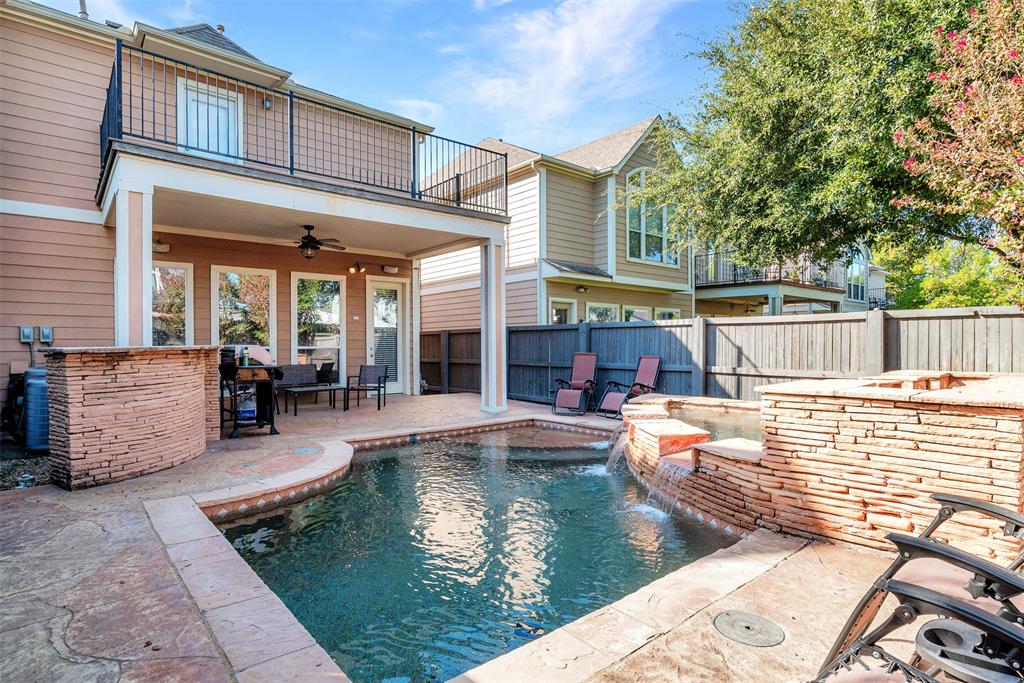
[348,262,367,274]
[300,243,319,259]
[576,285,589,294]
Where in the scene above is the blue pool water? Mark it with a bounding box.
[223,429,735,682]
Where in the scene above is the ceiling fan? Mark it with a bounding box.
[295,225,346,259]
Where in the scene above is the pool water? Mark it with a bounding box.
[669,407,762,441]
[223,428,735,682]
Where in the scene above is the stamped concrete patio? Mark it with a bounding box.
[0,393,894,682]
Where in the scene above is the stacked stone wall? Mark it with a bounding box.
[46,346,220,490]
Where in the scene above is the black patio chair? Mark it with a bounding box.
[348,364,388,410]
[817,578,1024,682]
[316,361,336,384]
[819,493,1024,678]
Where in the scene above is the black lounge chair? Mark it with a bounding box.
[817,579,1024,682]
[818,493,1024,680]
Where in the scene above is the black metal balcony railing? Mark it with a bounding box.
[100,41,508,215]
[694,250,846,289]
[869,287,893,309]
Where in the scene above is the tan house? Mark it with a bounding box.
[0,0,511,410]
[421,118,696,329]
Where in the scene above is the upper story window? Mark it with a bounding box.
[176,78,243,160]
[626,168,677,266]
[846,248,868,301]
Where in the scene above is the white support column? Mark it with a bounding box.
[412,259,422,396]
[480,239,508,412]
[114,189,153,346]
[767,293,785,316]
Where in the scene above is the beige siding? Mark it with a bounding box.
[152,231,410,375]
[614,141,690,284]
[546,280,692,323]
[545,170,596,265]
[0,213,115,401]
[0,18,113,210]
[592,176,611,271]
[421,275,538,331]
[420,170,539,284]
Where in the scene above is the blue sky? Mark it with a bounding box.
[55,0,737,153]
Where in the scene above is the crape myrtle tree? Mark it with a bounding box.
[895,0,1024,281]
[635,0,1022,298]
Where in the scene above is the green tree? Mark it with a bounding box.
[638,0,977,269]
[874,236,1024,307]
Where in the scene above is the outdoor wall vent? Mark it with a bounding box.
[382,265,399,274]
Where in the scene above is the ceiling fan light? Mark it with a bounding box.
[300,244,319,259]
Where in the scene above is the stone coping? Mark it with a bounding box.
[45,345,221,354]
[144,417,617,681]
[757,371,1024,410]
[452,530,807,683]
[693,437,764,465]
[632,394,762,413]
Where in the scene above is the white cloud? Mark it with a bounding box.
[49,0,140,25]
[449,0,680,147]
[438,44,467,55]
[164,0,200,25]
[390,98,445,123]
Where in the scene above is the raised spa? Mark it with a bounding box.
[223,426,736,682]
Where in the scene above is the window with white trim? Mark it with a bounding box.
[626,168,677,265]
[655,308,682,321]
[292,274,344,376]
[585,302,619,322]
[212,265,276,359]
[846,248,868,302]
[152,261,193,345]
[623,305,653,322]
[177,78,243,160]
[549,298,577,325]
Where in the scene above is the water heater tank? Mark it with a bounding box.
[24,366,49,452]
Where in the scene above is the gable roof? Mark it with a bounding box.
[167,23,261,62]
[553,116,658,171]
[476,138,540,168]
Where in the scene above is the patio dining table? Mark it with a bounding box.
[279,383,349,416]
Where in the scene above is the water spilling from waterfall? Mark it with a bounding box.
[645,461,693,514]
[604,424,628,473]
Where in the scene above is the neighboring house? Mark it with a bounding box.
[0,0,510,410]
[421,117,695,330]
[693,245,888,316]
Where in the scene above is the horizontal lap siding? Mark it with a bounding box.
[0,213,115,402]
[420,276,536,331]
[545,170,595,264]
[420,171,539,286]
[0,18,112,209]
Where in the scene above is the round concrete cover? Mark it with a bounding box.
[712,611,786,647]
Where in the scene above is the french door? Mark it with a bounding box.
[365,278,407,394]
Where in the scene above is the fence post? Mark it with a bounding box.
[576,322,590,352]
[440,331,448,395]
[865,309,885,375]
[691,317,706,396]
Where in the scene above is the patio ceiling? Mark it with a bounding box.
[151,188,479,258]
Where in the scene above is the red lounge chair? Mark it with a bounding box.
[551,352,598,415]
[595,355,661,419]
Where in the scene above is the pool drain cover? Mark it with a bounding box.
[712,611,785,647]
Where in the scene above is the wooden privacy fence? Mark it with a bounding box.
[421,306,1024,402]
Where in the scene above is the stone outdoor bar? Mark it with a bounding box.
[624,372,1024,561]
[45,346,221,490]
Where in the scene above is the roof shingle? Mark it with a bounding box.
[553,116,657,170]
[476,138,540,167]
[167,24,261,62]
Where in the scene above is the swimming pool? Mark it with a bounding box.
[669,406,762,441]
[223,427,735,682]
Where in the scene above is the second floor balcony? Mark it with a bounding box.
[695,250,846,291]
[99,42,508,216]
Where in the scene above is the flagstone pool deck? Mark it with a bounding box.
[1,393,893,682]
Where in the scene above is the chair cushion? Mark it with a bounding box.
[600,391,627,413]
[555,389,583,409]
